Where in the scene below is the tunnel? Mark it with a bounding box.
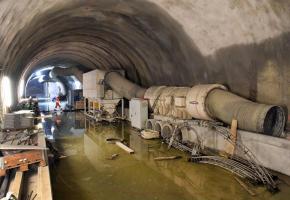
[0,0,289,112]
[1,0,290,199]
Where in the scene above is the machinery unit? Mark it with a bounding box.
[129,98,148,129]
[83,70,105,99]
[83,69,124,121]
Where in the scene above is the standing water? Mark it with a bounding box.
[43,112,290,200]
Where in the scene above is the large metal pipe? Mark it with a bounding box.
[50,66,83,82]
[86,69,286,136]
[206,89,286,137]
[145,84,286,136]
[104,71,146,100]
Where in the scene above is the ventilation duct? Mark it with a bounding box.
[50,67,83,82]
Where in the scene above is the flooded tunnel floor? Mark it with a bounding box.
[44,112,290,200]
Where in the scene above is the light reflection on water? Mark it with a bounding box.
[43,112,290,200]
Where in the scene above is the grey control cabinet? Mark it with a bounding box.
[129,98,148,129]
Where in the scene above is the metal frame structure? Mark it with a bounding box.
[160,120,278,192]
[84,97,125,122]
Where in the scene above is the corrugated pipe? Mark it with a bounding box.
[104,71,146,100]
[206,89,286,137]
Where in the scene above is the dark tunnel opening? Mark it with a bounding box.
[263,106,286,137]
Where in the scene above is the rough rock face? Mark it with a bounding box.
[0,0,290,117]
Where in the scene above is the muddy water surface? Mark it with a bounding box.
[44,112,290,200]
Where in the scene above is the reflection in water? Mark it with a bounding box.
[44,112,290,200]
[43,112,85,140]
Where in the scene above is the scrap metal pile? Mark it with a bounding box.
[0,129,38,146]
[162,121,279,192]
[0,129,46,199]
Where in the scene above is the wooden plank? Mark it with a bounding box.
[37,132,48,164]
[37,132,52,200]
[22,172,38,200]
[0,145,48,150]
[115,141,134,154]
[154,156,182,161]
[10,171,23,199]
[37,166,53,200]
[225,119,238,156]
[230,119,238,141]
[37,132,46,147]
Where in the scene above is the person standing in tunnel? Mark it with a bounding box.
[54,96,62,113]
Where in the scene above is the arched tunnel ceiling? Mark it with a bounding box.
[1,0,290,109]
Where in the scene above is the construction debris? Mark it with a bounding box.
[9,171,23,200]
[141,129,159,139]
[154,156,182,161]
[115,141,134,154]
[0,127,51,199]
[0,145,48,151]
[0,129,37,145]
[106,138,122,142]
[107,154,119,160]
[225,119,238,156]
[160,121,279,192]
[0,150,46,176]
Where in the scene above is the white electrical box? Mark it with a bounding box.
[83,69,105,99]
[129,98,148,129]
[83,69,125,99]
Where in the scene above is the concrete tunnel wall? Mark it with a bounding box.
[1,0,290,126]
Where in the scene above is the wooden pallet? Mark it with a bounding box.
[0,150,46,176]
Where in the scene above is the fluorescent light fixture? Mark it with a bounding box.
[18,79,25,99]
[1,76,12,107]
[51,126,55,133]
[38,75,45,83]
[40,113,45,122]
[36,70,42,76]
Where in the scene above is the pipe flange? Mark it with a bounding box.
[161,123,174,139]
[145,119,156,130]
[186,84,227,120]
[154,120,163,133]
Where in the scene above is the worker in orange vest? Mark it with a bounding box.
[54,96,62,112]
